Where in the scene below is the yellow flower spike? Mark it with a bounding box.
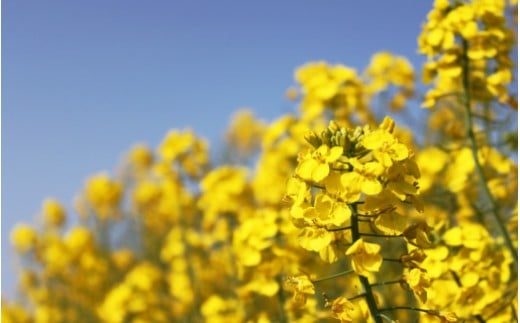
[345,239,383,277]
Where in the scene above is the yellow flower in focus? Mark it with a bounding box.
[304,193,351,227]
[298,226,334,252]
[361,129,409,168]
[404,268,431,303]
[42,198,66,227]
[296,145,344,182]
[10,224,37,253]
[326,297,356,323]
[345,239,383,277]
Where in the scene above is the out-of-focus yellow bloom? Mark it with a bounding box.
[85,173,122,220]
[443,222,491,249]
[10,224,37,253]
[128,144,153,171]
[64,226,93,258]
[41,198,66,227]
[1,301,32,323]
[111,248,134,270]
[345,239,383,277]
[417,147,449,192]
[158,130,194,162]
[364,52,415,112]
[201,295,243,323]
[225,109,266,156]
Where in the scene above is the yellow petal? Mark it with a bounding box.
[312,163,330,182]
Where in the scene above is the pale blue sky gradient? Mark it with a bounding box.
[3,1,433,295]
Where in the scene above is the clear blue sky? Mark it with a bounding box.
[2,0,433,296]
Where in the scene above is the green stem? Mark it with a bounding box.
[312,269,355,283]
[274,232,288,323]
[379,306,432,314]
[351,207,384,323]
[359,233,403,238]
[326,226,351,232]
[461,40,518,265]
[370,279,402,287]
[275,274,288,323]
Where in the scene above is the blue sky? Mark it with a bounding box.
[2,1,433,295]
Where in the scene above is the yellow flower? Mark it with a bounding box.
[128,144,153,171]
[158,130,194,162]
[296,145,344,182]
[85,173,122,220]
[64,226,93,257]
[303,193,351,227]
[326,297,356,322]
[10,224,37,253]
[285,275,315,307]
[345,239,383,276]
[201,295,243,322]
[111,249,134,270]
[298,227,334,252]
[404,268,431,303]
[361,129,409,168]
[225,109,266,156]
[41,198,66,227]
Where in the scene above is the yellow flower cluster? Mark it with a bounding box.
[364,52,415,111]
[419,0,515,107]
[3,0,517,322]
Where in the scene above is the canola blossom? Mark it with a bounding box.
[3,0,518,322]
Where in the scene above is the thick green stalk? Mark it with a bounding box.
[460,40,518,265]
[351,209,384,323]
